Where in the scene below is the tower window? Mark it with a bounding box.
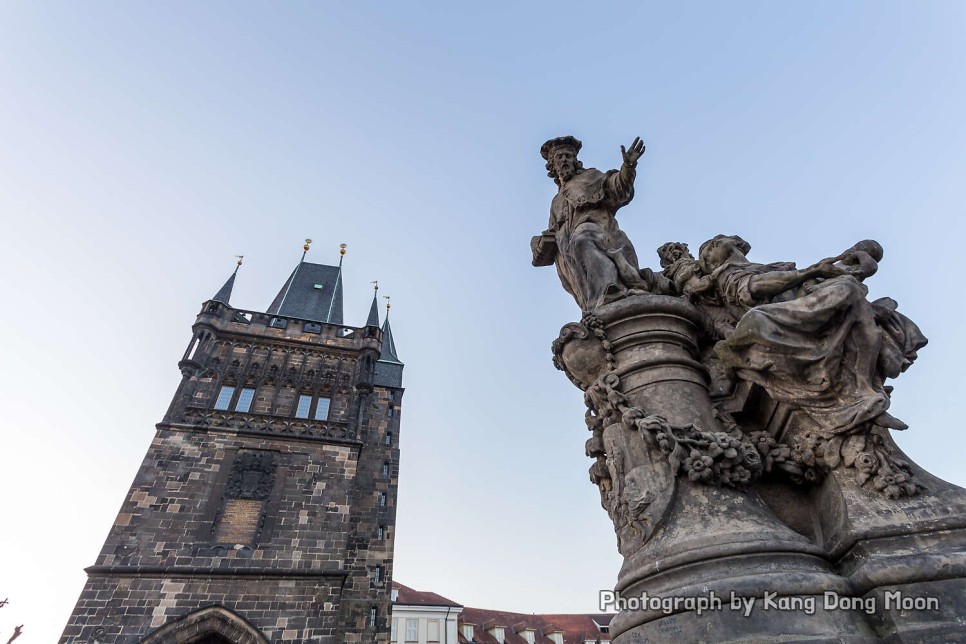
[187,337,200,360]
[385,433,392,446]
[214,386,235,411]
[314,397,331,421]
[369,606,378,628]
[377,525,385,540]
[383,462,390,477]
[235,388,256,413]
[295,394,312,419]
[379,493,387,507]
[374,565,383,583]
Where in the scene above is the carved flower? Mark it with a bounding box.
[742,447,762,468]
[854,452,878,474]
[874,473,897,490]
[792,447,816,467]
[710,433,740,460]
[772,446,792,462]
[880,482,903,499]
[730,465,752,485]
[684,451,714,482]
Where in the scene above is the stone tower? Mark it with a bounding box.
[60,249,404,643]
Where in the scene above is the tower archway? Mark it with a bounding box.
[139,605,269,644]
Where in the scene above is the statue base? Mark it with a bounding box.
[555,295,966,643]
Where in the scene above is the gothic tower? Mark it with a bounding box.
[60,248,403,643]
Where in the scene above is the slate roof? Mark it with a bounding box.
[366,292,381,327]
[266,260,343,324]
[379,316,401,364]
[211,268,238,305]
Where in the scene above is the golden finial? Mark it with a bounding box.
[383,295,391,313]
[339,243,347,257]
[304,239,312,252]
[235,255,244,267]
[372,280,379,291]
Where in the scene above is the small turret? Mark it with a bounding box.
[211,256,243,305]
[374,297,403,387]
[366,281,381,327]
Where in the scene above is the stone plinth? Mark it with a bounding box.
[558,296,876,641]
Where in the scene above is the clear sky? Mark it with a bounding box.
[1,2,964,641]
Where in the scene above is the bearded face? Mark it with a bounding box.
[551,147,577,182]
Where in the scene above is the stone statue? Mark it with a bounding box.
[539,135,965,643]
[697,234,926,437]
[532,135,666,312]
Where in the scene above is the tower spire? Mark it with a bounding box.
[366,281,380,327]
[325,243,346,325]
[211,256,242,305]
[379,296,400,363]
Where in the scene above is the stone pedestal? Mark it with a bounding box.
[815,433,966,641]
[576,297,872,641]
[556,295,966,642]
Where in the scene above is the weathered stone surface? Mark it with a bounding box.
[533,135,668,313]
[61,277,403,642]
[538,135,966,642]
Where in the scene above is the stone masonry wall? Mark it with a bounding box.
[60,575,344,643]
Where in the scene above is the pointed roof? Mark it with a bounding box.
[266,259,344,324]
[379,315,402,364]
[212,265,239,305]
[366,291,380,327]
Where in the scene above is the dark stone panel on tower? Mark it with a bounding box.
[61,267,403,643]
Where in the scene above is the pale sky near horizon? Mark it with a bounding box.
[1,2,965,641]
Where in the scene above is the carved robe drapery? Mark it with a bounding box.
[546,167,640,311]
[711,264,926,435]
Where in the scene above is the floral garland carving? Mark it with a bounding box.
[557,314,920,503]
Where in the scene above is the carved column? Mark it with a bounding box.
[555,295,875,642]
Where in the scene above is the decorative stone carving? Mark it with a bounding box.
[180,407,355,441]
[532,136,668,312]
[537,135,966,643]
[225,452,277,501]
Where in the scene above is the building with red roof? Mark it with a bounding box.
[391,582,612,644]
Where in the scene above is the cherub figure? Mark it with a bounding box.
[657,242,713,299]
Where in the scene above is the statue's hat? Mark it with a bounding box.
[540,135,582,160]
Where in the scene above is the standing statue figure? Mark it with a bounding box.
[532,135,664,312]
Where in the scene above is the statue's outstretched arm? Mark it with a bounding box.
[619,136,644,186]
[748,261,845,300]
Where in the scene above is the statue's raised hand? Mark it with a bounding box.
[621,137,646,167]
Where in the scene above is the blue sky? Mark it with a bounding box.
[1,2,964,641]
